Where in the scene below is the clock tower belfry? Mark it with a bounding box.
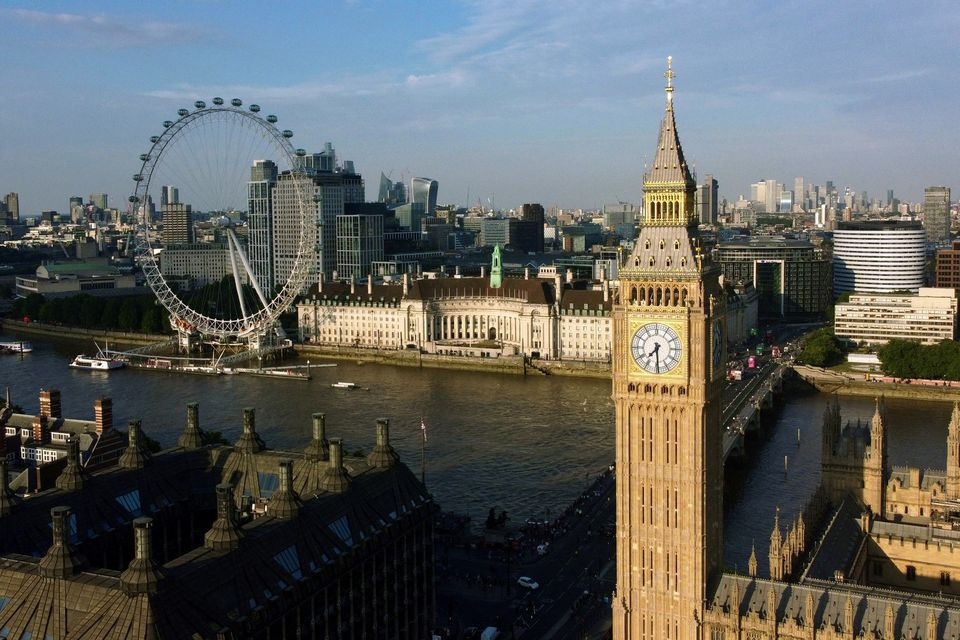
[612,57,726,640]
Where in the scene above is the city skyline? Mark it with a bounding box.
[1,1,958,213]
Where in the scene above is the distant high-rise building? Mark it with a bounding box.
[514,203,545,253]
[794,177,805,211]
[162,202,193,245]
[887,189,895,207]
[161,186,179,208]
[833,221,926,294]
[336,213,384,280]
[393,202,425,233]
[68,196,83,214]
[764,179,780,214]
[924,186,951,245]
[4,192,19,222]
[89,193,108,211]
[410,178,438,217]
[248,160,278,294]
[378,172,407,206]
[697,175,719,224]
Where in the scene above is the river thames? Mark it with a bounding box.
[0,335,953,571]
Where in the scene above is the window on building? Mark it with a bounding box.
[906,565,916,581]
[942,571,951,586]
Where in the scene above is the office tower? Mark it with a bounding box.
[68,196,82,213]
[162,203,193,245]
[89,193,108,211]
[794,177,805,211]
[378,172,407,206]
[378,172,392,203]
[763,179,780,213]
[750,181,763,204]
[833,221,925,294]
[697,175,718,224]
[924,186,951,245]
[410,177,438,217]
[336,213,384,280]
[613,60,725,639]
[161,185,179,208]
[248,160,278,294]
[887,189,894,207]
[4,192,19,222]
[514,203,545,253]
[393,202,425,232]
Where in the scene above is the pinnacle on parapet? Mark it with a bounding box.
[177,402,204,450]
[0,458,19,517]
[747,543,758,578]
[268,459,301,520]
[304,412,329,461]
[367,418,398,469]
[235,407,265,453]
[120,517,163,595]
[39,506,85,578]
[55,436,85,491]
[118,420,151,469]
[204,483,244,551]
[319,438,350,493]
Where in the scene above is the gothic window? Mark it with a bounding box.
[661,385,669,394]
[673,287,679,305]
[645,239,651,250]
[665,257,672,268]
[942,571,951,586]
[681,288,688,305]
[649,257,655,267]
[631,287,638,303]
[680,257,686,267]
[907,565,917,581]
[634,257,640,267]
[659,239,665,250]
[710,629,725,640]
[675,239,680,250]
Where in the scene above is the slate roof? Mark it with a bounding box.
[558,288,611,312]
[406,277,555,305]
[801,498,864,582]
[303,281,404,304]
[711,573,960,639]
[644,94,694,187]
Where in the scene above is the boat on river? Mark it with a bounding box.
[69,354,127,371]
[0,341,32,353]
[331,381,358,389]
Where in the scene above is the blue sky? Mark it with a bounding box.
[1,0,957,214]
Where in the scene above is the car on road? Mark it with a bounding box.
[537,543,550,556]
[517,576,540,590]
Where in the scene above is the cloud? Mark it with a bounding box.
[4,8,209,47]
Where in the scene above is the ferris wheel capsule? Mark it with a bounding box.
[177,108,189,117]
[133,174,143,182]
[282,129,293,138]
[231,98,242,107]
[139,153,150,162]
[249,104,260,113]
[266,115,278,124]
[194,100,206,109]
[163,121,173,128]
[129,195,139,204]
[212,97,224,106]
[150,136,160,143]
[295,148,306,156]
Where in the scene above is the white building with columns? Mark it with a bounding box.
[297,271,614,361]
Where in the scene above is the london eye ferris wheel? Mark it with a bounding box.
[129,98,313,343]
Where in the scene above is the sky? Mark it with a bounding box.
[1,0,958,214]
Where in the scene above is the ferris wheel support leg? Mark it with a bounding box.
[226,233,250,323]
[227,229,271,312]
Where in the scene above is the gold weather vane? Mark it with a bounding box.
[665,55,675,103]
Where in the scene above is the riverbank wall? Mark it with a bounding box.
[792,364,960,401]
[1,319,166,347]
[293,344,612,379]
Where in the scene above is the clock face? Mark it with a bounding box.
[631,323,682,374]
[712,320,724,372]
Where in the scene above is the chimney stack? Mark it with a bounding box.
[368,418,398,468]
[39,506,85,578]
[603,278,610,303]
[56,436,85,491]
[320,438,350,493]
[304,412,329,461]
[94,397,112,435]
[118,420,150,469]
[318,271,324,293]
[367,275,373,295]
[480,265,486,278]
[177,402,203,449]
[268,459,301,520]
[39,389,61,419]
[455,265,461,278]
[120,517,163,594]
[32,415,49,444]
[524,267,530,280]
[0,458,21,516]
[350,277,356,295]
[235,408,265,453]
[600,264,607,282]
[566,268,573,284]
[205,483,244,550]
[402,272,410,296]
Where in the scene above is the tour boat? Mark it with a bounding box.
[69,354,127,371]
[330,382,358,389]
[0,341,33,353]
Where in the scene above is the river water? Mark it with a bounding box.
[1,335,952,571]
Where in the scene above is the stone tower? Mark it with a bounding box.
[612,57,726,640]
[948,402,960,499]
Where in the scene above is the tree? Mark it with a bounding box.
[140,307,160,334]
[79,296,100,329]
[99,298,121,329]
[798,328,843,367]
[22,293,45,320]
[117,299,140,332]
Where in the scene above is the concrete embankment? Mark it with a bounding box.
[792,364,960,401]
[294,344,612,379]
[0,319,166,347]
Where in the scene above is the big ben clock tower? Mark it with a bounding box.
[612,57,725,640]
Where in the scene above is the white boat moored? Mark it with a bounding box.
[69,355,127,371]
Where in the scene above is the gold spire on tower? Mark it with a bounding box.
[665,55,675,103]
